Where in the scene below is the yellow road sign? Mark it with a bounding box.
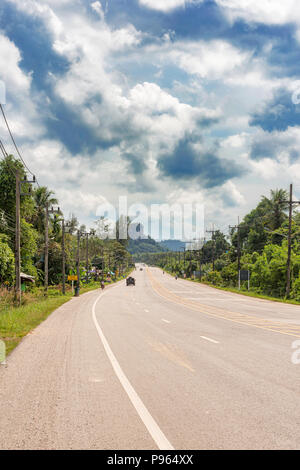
[68,275,78,281]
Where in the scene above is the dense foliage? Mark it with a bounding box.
[0,155,133,289]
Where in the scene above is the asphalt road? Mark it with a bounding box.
[1,265,300,450]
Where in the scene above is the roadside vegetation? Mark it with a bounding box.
[0,272,132,356]
[136,189,300,303]
[0,154,134,356]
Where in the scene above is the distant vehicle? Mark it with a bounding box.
[140,268,143,271]
[126,277,135,286]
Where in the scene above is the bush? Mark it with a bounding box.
[203,270,223,286]
[0,234,15,286]
[291,277,300,301]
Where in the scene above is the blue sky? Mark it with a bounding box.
[0,0,300,235]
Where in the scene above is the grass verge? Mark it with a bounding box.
[0,271,133,358]
[0,294,72,356]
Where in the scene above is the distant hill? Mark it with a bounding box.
[128,236,169,255]
[158,239,186,252]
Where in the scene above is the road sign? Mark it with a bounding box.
[240,270,249,281]
[68,275,78,281]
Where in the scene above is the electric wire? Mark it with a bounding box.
[0,104,39,186]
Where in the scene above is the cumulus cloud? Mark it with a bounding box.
[0,34,31,95]
[1,0,299,232]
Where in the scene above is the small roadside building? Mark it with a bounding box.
[20,272,35,292]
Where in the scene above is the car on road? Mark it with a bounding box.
[126,277,135,286]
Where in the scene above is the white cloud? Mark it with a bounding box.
[222,181,245,206]
[91,1,105,21]
[216,0,300,26]
[169,40,250,79]
[0,33,44,144]
[139,0,201,12]
[2,0,298,233]
[0,34,31,94]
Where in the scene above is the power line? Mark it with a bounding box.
[0,104,39,186]
[0,209,15,224]
[0,138,19,178]
[0,220,15,233]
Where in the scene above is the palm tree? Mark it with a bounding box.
[33,186,58,233]
[261,188,288,230]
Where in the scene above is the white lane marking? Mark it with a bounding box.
[162,319,171,324]
[92,288,174,451]
[200,336,219,344]
[144,309,149,313]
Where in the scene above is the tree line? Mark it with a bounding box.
[135,189,300,301]
[0,155,133,291]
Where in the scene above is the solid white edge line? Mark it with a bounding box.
[200,336,219,344]
[92,287,174,451]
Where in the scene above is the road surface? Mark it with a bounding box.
[1,266,300,450]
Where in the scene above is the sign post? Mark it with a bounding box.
[239,270,250,290]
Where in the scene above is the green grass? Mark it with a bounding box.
[0,294,73,355]
[0,272,133,358]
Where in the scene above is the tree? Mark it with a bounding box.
[21,219,38,277]
[0,234,15,285]
[261,189,288,230]
[33,186,58,233]
[0,155,34,231]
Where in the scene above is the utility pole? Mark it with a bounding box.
[206,224,216,271]
[85,232,89,284]
[76,229,81,296]
[229,217,241,290]
[281,184,300,297]
[15,170,21,304]
[62,219,66,295]
[44,204,49,294]
[45,206,60,294]
[16,173,35,303]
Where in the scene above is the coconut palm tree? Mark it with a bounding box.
[261,188,289,230]
[33,186,58,233]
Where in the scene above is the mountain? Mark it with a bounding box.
[158,239,186,252]
[128,236,169,255]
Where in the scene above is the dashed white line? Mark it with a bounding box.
[92,288,174,451]
[200,336,219,344]
[162,319,171,324]
[144,309,149,313]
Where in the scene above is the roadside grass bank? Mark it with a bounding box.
[162,269,300,306]
[0,272,132,357]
